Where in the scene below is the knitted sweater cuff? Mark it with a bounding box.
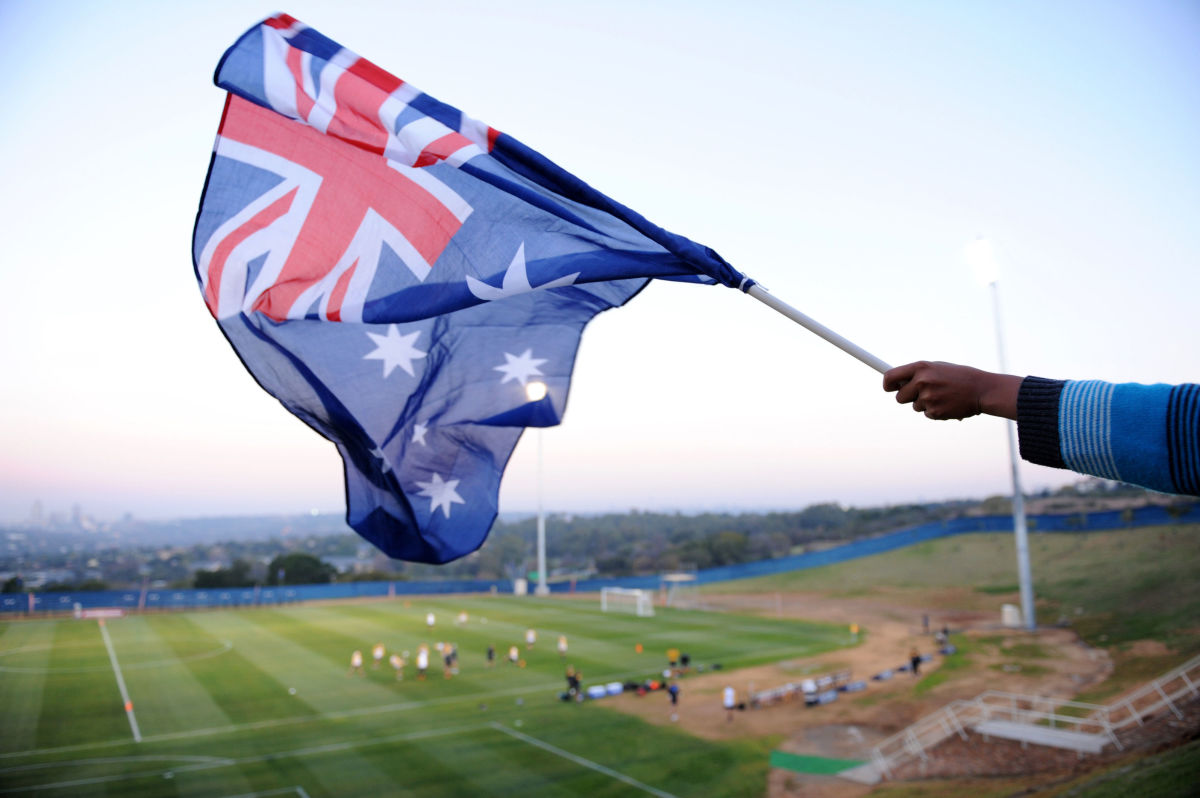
[1017,377,1066,469]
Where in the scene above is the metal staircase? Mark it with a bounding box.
[839,651,1200,785]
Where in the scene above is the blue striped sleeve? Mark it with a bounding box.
[1167,384,1200,495]
[1018,377,1200,497]
[1065,381,1172,489]
[1058,380,1124,481]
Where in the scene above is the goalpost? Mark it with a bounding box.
[661,572,701,609]
[600,587,655,617]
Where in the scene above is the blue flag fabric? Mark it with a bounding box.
[193,14,749,563]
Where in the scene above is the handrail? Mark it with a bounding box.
[865,652,1200,781]
[1093,652,1200,730]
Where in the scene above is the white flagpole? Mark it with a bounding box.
[746,283,892,374]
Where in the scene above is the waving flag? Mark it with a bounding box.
[193,14,750,563]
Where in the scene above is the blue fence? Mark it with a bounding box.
[0,578,512,615]
[3,504,1191,615]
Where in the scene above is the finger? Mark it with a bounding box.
[895,379,923,405]
[882,362,920,392]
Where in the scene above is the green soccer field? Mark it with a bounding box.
[0,596,848,797]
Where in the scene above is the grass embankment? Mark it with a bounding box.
[1039,737,1200,797]
[704,524,1200,682]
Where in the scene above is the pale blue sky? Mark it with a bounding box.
[1,1,1198,522]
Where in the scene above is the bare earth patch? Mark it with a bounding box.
[601,590,1115,797]
[1126,639,1172,658]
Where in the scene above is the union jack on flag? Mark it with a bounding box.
[193,13,749,563]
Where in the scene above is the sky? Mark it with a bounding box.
[1,0,1198,524]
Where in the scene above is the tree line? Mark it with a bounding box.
[129,502,972,588]
[13,479,1178,591]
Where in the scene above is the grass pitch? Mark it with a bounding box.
[0,596,846,797]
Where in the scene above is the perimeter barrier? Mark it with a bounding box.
[2,504,1190,615]
[0,577,512,615]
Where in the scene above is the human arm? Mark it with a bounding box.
[1016,378,1199,497]
[883,362,1200,497]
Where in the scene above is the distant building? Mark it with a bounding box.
[26,569,77,589]
[326,555,384,575]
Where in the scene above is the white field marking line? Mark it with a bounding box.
[0,639,233,673]
[0,637,820,763]
[347,595,802,641]
[218,788,310,798]
[638,619,827,638]
[0,631,816,761]
[0,755,229,775]
[0,662,658,761]
[0,725,481,794]
[97,619,141,743]
[0,758,231,794]
[0,621,828,760]
[490,722,678,798]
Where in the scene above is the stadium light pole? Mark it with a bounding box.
[526,380,550,596]
[966,237,1036,631]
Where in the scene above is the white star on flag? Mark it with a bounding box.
[364,325,426,378]
[369,446,392,472]
[412,423,428,446]
[415,473,465,519]
[465,242,580,301]
[494,349,547,386]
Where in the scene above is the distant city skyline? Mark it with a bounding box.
[2,2,1197,527]
[2,476,1107,527]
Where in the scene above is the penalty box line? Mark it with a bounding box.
[0,680,547,762]
[219,788,311,798]
[0,725,480,794]
[489,722,678,798]
[0,662,668,762]
[5,721,681,797]
[97,619,141,743]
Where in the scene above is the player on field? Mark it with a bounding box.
[372,642,385,669]
[426,611,436,629]
[486,644,496,668]
[349,649,364,676]
[417,644,429,680]
[525,628,537,649]
[508,644,519,665]
[565,665,581,701]
[390,652,404,680]
[557,634,568,658]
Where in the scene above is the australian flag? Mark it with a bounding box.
[192,14,750,563]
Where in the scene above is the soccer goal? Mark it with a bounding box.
[600,587,655,617]
[661,572,701,609]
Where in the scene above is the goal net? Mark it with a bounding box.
[661,572,703,609]
[600,587,655,617]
